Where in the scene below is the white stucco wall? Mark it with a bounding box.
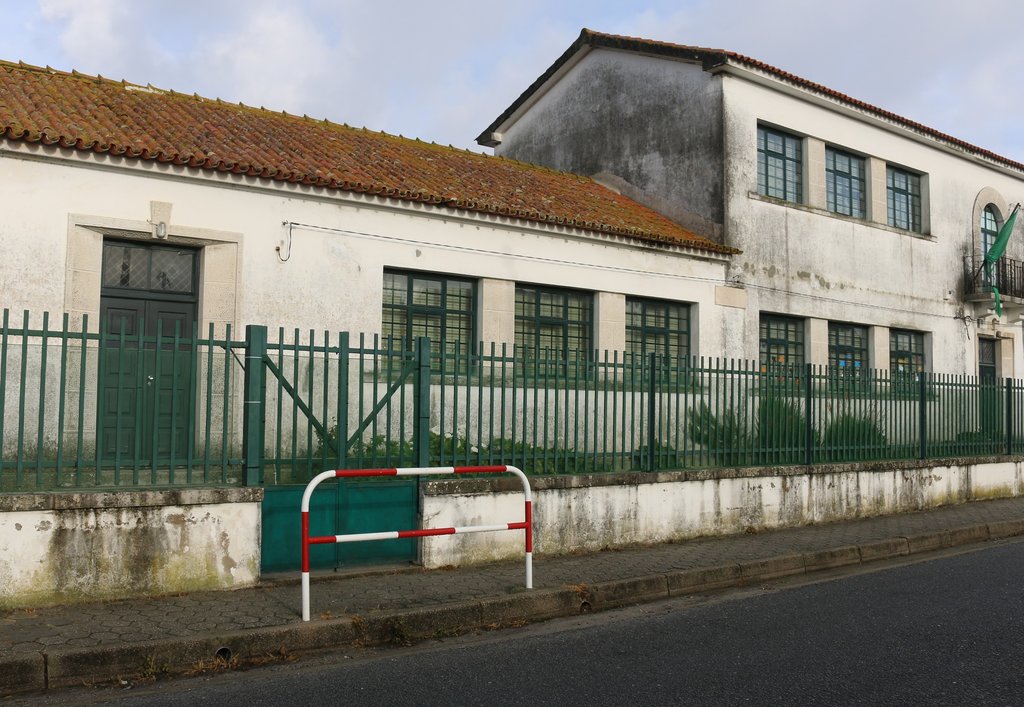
[492,48,1024,378]
[0,143,730,356]
[0,488,261,608]
[719,69,1024,376]
[419,459,1024,568]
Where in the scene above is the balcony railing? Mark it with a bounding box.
[963,254,1024,300]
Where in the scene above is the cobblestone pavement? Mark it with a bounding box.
[3,497,1024,660]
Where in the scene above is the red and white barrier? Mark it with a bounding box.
[300,465,533,621]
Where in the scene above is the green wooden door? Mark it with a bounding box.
[98,241,198,466]
[99,299,196,464]
[979,339,1001,446]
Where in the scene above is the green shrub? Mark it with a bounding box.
[686,401,751,466]
[755,394,810,464]
[821,413,887,460]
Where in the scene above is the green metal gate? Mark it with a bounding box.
[252,330,429,573]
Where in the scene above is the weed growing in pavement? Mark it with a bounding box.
[387,617,410,646]
[350,614,367,647]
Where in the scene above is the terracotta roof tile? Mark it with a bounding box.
[0,59,736,255]
[479,29,1024,175]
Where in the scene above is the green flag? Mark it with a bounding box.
[985,203,1019,267]
[984,203,1020,317]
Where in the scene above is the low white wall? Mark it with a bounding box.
[419,459,1024,568]
[0,488,262,609]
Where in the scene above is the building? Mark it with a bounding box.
[0,58,738,364]
[4,37,1024,605]
[480,29,1024,383]
[0,57,742,599]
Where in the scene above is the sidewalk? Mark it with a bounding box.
[4,497,1024,696]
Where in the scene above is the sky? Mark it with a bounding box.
[2,0,1022,160]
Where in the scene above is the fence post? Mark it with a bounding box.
[242,325,267,486]
[804,363,813,465]
[1006,377,1014,456]
[647,352,657,472]
[413,337,431,467]
[918,373,928,460]
[337,331,349,469]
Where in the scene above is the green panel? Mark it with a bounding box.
[261,485,338,573]
[260,478,417,573]
[337,478,418,566]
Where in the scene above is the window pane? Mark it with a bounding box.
[825,147,865,218]
[828,322,869,388]
[757,126,802,203]
[102,244,149,289]
[981,204,1001,256]
[759,314,804,369]
[886,166,921,232]
[381,270,475,359]
[382,273,408,306]
[626,297,690,363]
[515,285,592,375]
[150,249,195,293]
[889,329,925,375]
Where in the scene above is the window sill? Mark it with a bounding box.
[747,192,936,242]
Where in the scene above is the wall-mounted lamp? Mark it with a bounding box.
[149,201,172,240]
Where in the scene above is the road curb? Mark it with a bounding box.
[3,520,1021,696]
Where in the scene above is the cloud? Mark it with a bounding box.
[616,0,1024,160]
[18,0,1024,160]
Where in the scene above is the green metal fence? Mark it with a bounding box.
[0,310,243,491]
[4,309,1024,492]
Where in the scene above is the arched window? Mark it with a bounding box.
[981,204,1001,256]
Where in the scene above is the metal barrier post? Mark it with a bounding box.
[301,465,532,622]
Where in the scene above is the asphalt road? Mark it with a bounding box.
[34,538,1024,706]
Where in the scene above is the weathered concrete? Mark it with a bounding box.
[0,488,262,609]
[494,49,727,242]
[420,457,1024,568]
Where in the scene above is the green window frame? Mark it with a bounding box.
[382,270,476,359]
[759,314,805,371]
[886,166,922,232]
[981,204,1001,257]
[515,284,592,377]
[825,147,866,218]
[626,297,691,365]
[889,329,924,377]
[102,241,198,296]
[757,126,802,203]
[829,322,869,385]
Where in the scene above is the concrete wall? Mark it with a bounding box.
[0,488,262,609]
[494,49,726,241]
[418,458,1024,568]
